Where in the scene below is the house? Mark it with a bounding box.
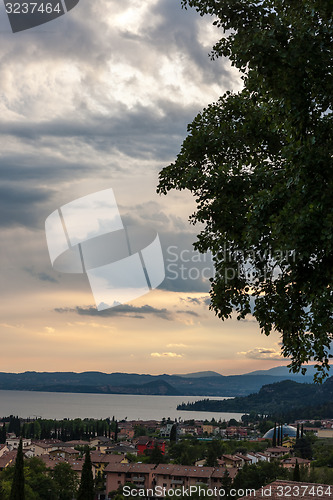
[104,462,155,493]
[317,429,333,438]
[6,437,31,450]
[90,451,128,476]
[0,450,17,471]
[241,480,332,499]
[234,454,252,467]
[0,444,9,457]
[31,439,63,456]
[135,437,165,456]
[105,441,137,455]
[282,438,295,448]
[222,454,243,469]
[39,455,86,480]
[281,457,311,470]
[159,423,174,438]
[48,447,80,460]
[202,425,214,435]
[119,428,135,440]
[266,446,289,459]
[246,452,270,464]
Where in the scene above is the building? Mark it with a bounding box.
[104,462,155,493]
[281,457,311,470]
[135,437,165,456]
[263,425,297,439]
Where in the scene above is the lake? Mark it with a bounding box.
[0,390,243,422]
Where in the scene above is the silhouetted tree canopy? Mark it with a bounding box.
[158,0,333,380]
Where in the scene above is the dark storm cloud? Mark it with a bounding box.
[55,304,173,320]
[24,267,58,283]
[0,99,198,165]
[0,184,55,228]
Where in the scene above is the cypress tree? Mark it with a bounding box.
[170,424,177,443]
[293,459,301,482]
[272,423,277,447]
[301,424,304,438]
[77,449,94,500]
[0,423,6,444]
[297,423,300,440]
[9,438,25,500]
[221,470,232,498]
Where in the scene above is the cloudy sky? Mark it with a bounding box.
[0,0,287,375]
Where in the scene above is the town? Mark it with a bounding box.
[1,414,333,499]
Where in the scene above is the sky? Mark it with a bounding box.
[0,0,289,376]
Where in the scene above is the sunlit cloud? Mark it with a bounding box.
[238,347,284,361]
[151,352,183,358]
[166,343,188,348]
[44,327,55,334]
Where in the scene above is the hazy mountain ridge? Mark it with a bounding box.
[177,377,333,415]
[0,367,318,396]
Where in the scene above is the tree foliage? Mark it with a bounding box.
[157,0,333,379]
[52,462,78,500]
[77,450,94,500]
[9,439,25,500]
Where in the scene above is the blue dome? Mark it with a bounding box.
[263,425,297,439]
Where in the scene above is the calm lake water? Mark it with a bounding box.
[0,390,243,422]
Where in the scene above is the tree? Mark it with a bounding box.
[147,444,165,465]
[0,423,6,445]
[220,470,232,499]
[294,436,313,460]
[170,424,177,443]
[53,462,78,500]
[77,450,94,500]
[272,423,277,448]
[233,461,289,491]
[9,439,24,500]
[157,0,333,380]
[293,460,301,482]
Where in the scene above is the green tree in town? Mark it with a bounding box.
[9,439,25,500]
[0,457,57,500]
[294,436,314,460]
[53,462,78,500]
[220,470,233,499]
[170,424,177,443]
[0,423,6,445]
[146,444,165,465]
[157,0,333,380]
[204,440,223,467]
[272,424,277,448]
[77,450,94,500]
[233,461,289,491]
[293,460,301,482]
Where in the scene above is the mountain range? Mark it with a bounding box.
[177,376,333,417]
[0,365,322,397]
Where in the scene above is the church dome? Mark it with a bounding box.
[263,424,297,439]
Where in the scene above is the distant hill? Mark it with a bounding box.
[245,365,319,377]
[175,371,223,378]
[177,377,333,415]
[0,366,319,397]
